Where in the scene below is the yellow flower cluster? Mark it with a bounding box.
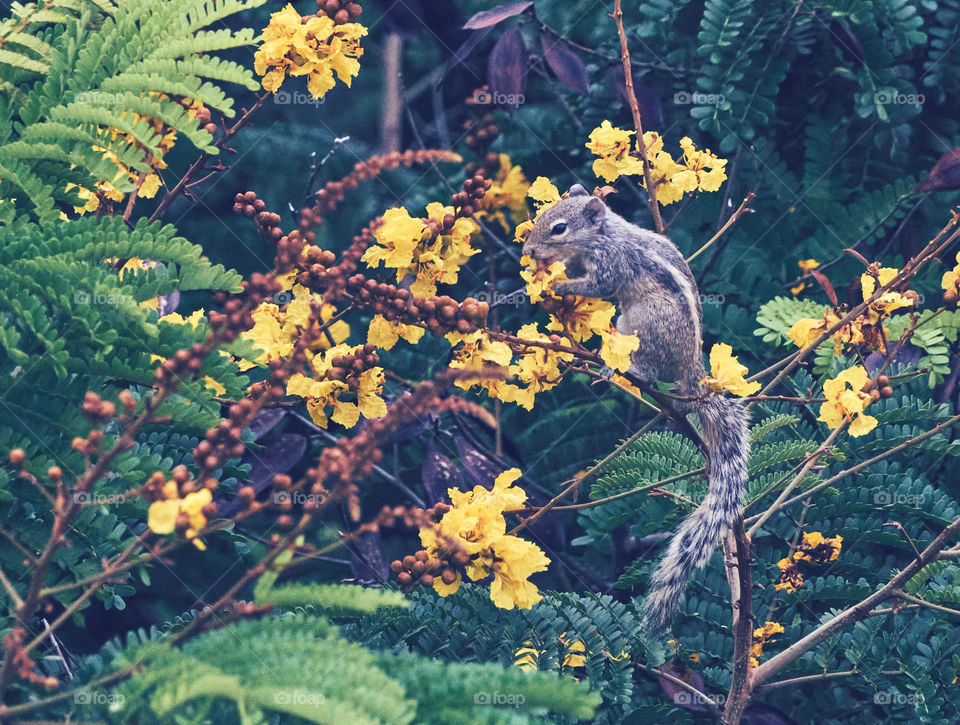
[749,621,785,668]
[420,468,550,609]
[366,314,425,350]
[514,632,586,672]
[701,343,761,397]
[72,96,205,214]
[860,267,914,324]
[775,531,843,593]
[254,4,367,98]
[788,310,865,354]
[513,176,562,244]
[817,365,877,437]
[448,325,572,411]
[584,122,727,204]
[942,251,960,297]
[239,280,350,370]
[147,484,212,550]
[361,203,480,298]
[286,343,387,428]
[475,154,531,233]
[519,254,641,375]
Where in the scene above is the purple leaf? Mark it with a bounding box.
[349,528,389,583]
[248,408,287,440]
[217,433,306,517]
[454,437,504,487]
[488,28,527,112]
[917,148,960,192]
[463,1,532,30]
[607,65,663,130]
[540,33,589,94]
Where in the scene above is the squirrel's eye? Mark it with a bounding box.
[550,222,567,235]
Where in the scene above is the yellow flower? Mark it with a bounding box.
[147,487,213,550]
[794,531,843,563]
[798,259,820,272]
[861,267,913,323]
[419,468,549,609]
[546,297,616,343]
[476,154,531,232]
[598,327,640,373]
[774,556,804,593]
[362,207,426,271]
[941,252,960,294]
[367,314,425,350]
[701,343,760,397]
[818,366,878,437]
[750,621,785,667]
[586,121,645,183]
[528,177,561,207]
[519,255,567,303]
[254,4,366,99]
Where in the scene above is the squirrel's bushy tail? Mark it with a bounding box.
[641,395,750,636]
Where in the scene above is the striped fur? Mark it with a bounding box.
[523,187,751,636]
[639,394,751,636]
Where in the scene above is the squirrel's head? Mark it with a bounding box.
[522,184,607,266]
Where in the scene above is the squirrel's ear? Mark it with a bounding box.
[568,184,589,197]
[582,196,606,223]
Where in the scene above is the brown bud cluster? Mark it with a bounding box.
[387,501,473,593]
[3,627,58,690]
[233,191,283,243]
[449,174,492,219]
[81,391,116,424]
[862,374,894,401]
[462,110,500,174]
[315,0,362,24]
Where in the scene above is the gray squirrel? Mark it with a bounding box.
[522,184,750,636]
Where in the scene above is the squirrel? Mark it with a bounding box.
[522,184,750,636]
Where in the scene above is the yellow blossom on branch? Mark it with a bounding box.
[775,531,843,593]
[750,621,785,668]
[419,468,550,609]
[791,258,821,295]
[362,207,427,272]
[941,252,960,296]
[585,120,645,183]
[701,343,761,397]
[520,255,567,303]
[546,297,617,343]
[860,267,914,323]
[147,486,212,550]
[818,365,877,437]
[367,314,425,350]
[788,311,865,354]
[286,344,387,428]
[255,4,367,98]
[475,154,531,233]
[598,327,640,373]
